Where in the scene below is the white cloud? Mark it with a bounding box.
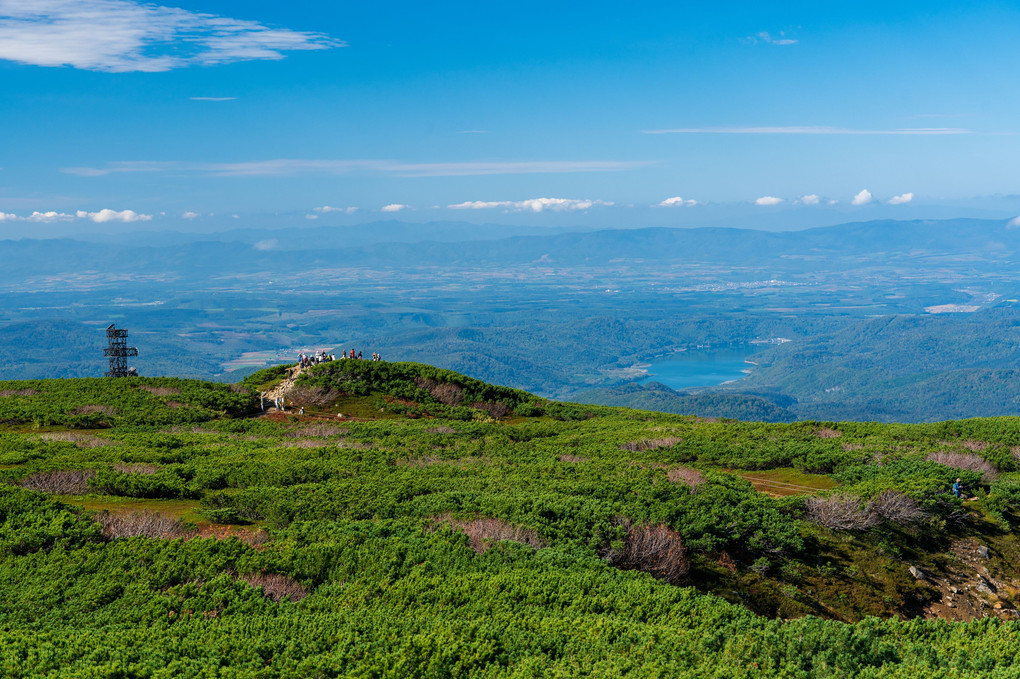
[0,210,75,223]
[796,194,820,205]
[26,211,75,222]
[888,192,914,205]
[314,205,358,214]
[448,198,612,213]
[76,208,152,223]
[181,210,199,219]
[190,97,236,101]
[1007,217,1020,229]
[305,213,318,220]
[655,196,698,208]
[253,239,278,251]
[381,204,409,212]
[62,158,653,178]
[644,126,971,136]
[851,189,873,206]
[755,196,783,206]
[0,0,343,72]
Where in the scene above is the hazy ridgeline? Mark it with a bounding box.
[2,217,1020,422]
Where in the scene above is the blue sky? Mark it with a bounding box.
[2,0,1020,234]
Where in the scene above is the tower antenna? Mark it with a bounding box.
[104,324,138,377]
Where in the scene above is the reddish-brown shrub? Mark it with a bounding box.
[927,451,999,482]
[620,437,682,452]
[606,521,689,585]
[237,572,308,602]
[805,494,879,531]
[95,511,196,539]
[17,469,95,494]
[667,467,706,490]
[868,490,928,526]
[433,514,545,553]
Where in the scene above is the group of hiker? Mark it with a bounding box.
[296,349,382,369]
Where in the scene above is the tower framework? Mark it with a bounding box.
[104,324,138,377]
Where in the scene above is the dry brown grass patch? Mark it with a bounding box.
[620,437,682,452]
[0,388,39,397]
[95,510,196,540]
[279,439,329,449]
[18,469,95,495]
[414,377,465,406]
[138,385,181,396]
[667,467,705,490]
[39,431,116,448]
[805,493,880,531]
[236,571,308,602]
[927,451,999,482]
[815,428,841,438]
[71,404,116,416]
[285,423,348,438]
[113,463,161,475]
[868,490,928,526]
[470,401,512,419]
[427,426,458,434]
[432,514,545,553]
[287,385,340,408]
[605,521,689,585]
[558,454,589,463]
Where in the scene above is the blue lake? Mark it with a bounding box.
[637,348,753,390]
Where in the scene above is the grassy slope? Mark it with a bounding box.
[3,363,1020,676]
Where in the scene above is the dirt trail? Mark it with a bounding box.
[262,365,303,408]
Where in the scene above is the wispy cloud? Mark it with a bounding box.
[796,194,821,205]
[62,158,652,178]
[448,198,612,213]
[851,189,873,206]
[190,97,236,102]
[755,196,783,206]
[643,126,972,135]
[655,196,698,208]
[381,204,409,212]
[181,210,199,219]
[745,31,798,46]
[314,205,358,214]
[1007,217,1020,230]
[888,192,914,205]
[0,0,343,72]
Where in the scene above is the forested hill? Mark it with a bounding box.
[4,361,1020,676]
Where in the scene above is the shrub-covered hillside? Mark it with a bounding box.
[3,361,1020,677]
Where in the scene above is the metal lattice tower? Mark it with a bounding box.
[104,324,138,377]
